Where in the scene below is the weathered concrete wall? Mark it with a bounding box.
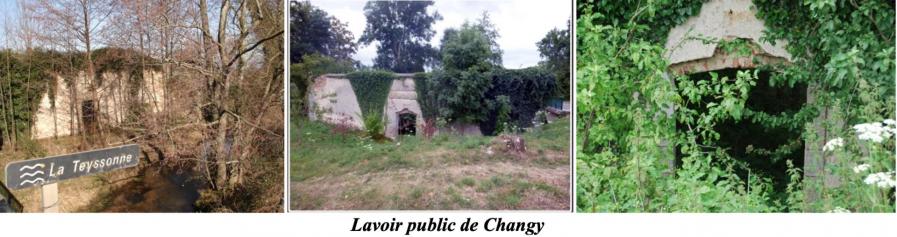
[384,76,424,139]
[307,73,485,138]
[31,70,165,140]
[307,75,364,130]
[663,0,840,207]
[664,0,791,74]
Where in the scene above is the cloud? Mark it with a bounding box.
[308,0,570,69]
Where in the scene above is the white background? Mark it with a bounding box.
[1,213,895,236]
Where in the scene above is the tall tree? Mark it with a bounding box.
[27,0,119,145]
[472,11,502,66]
[290,0,357,64]
[432,23,494,123]
[536,20,570,99]
[359,0,441,73]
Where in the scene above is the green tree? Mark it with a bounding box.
[290,0,357,64]
[359,0,442,73]
[431,23,495,123]
[537,20,571,99]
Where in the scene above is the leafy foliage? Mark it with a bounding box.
[359,0,441,73]
[290,0,357,64]
[493,95,512,135]
[428,69,491,124]
[481,67,556,135]
[412,72,437,119]
[346,70,395,119]
[537,20,571,99]
[0,50,51,148]
[362,109,385,139]
[576,0,895,212]
[430,23,496,124]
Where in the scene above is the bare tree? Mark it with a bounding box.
[26,0,119,146]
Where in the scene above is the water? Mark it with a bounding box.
[98,165,206,212]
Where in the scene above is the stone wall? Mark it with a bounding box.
[664,0,791,74]
[308,73,432,139]
[307,74,364,130]
[383,75,423,139]
[31,70,165,140]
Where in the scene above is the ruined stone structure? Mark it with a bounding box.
[307,73,425,139]
[383,76,424,139]
[31,70,166,140]
[664,0,791,74]
[663,0,834,203]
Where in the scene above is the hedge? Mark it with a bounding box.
[480,67,557,135]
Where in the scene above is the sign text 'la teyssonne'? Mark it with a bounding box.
[4,144,140,190]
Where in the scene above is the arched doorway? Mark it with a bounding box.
[397,109,416,136]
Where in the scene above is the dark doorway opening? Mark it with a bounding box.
[82,100,98,134]
[398,110,416,136]
[675,68,807,194]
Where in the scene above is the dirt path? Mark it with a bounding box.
[292,160,570,210]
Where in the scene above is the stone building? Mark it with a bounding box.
[31,70,165,140]
[307,73,424,139]
[663,0,834,202]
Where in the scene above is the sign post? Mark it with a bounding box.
[4,144,140,212]
[41,183,59,213]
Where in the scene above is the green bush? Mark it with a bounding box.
[576,0,895,213]
[362,109,385,139]
[346,70,394,119]
[412,72,438,119]
[493,95,512,134]
[480,67,556,135]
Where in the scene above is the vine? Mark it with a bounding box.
[577,0,895,212]
[346,70,394,118]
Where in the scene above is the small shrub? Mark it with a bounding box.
[494,96,512,134]
[362,109,385,139]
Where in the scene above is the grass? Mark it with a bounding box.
[292,118,570,210]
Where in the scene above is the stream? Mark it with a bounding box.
[98,164,206,212]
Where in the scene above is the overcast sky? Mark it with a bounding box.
[308,0,571,69]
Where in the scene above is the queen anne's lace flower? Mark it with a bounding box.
[863,172,897,188]
[852,164,871,173]
[853,122,889,143]
[823,137,844,152]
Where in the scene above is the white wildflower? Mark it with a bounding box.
[827,207,851,213]
[853,122,888,143]
[863,172,897,188]
[852,164,871,173]
[822,137,844,152]
[884,119,896,126]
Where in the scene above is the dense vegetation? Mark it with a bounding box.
[577,0,894,212]
[293,1,568,137]
[346,70,395,119]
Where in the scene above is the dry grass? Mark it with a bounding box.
[291,119,571,210]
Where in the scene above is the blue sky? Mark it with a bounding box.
[0,1,21,44]
[309,0,571,69]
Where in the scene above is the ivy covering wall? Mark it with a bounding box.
[346,70,395,118]
[480,67,556,135]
